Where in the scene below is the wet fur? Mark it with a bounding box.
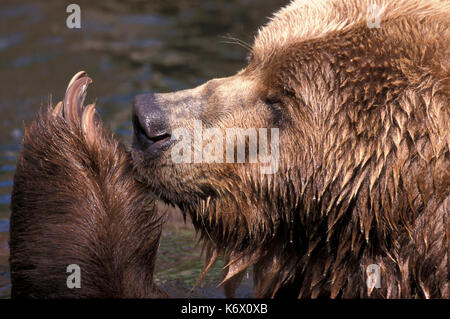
[132,0,449,298]
[10,84,164,298]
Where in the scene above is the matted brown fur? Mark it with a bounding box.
[132,0,449,298]
[10,74,164,298]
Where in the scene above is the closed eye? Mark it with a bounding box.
[264,96,283,108]
[264,97,284,126]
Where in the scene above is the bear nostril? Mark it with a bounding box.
[132,113,171,149]
[132,93,173,157]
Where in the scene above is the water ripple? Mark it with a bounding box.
[0,4,43,24]
[0,195,11,206]
[0,165,15,173]
[120,14,167,26]
[0,219,9,233]
[0,33,24,52]
[0,181,13,188]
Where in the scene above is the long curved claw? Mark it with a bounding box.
[66,71,88,93]
[58,72,99,146]
[52,101,63,117]
[81,103,98,146]
[63,75,93,126]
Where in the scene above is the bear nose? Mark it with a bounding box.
[132,93,172,158]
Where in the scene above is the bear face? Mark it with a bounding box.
[132,0,449,298]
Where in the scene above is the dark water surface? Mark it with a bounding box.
[0,0,288,298]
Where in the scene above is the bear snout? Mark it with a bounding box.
[132,93,172,159]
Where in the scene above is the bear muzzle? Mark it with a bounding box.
[132,93,173,159]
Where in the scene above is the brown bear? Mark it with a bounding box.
[10,72,165,298]
[131,0,449,298]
